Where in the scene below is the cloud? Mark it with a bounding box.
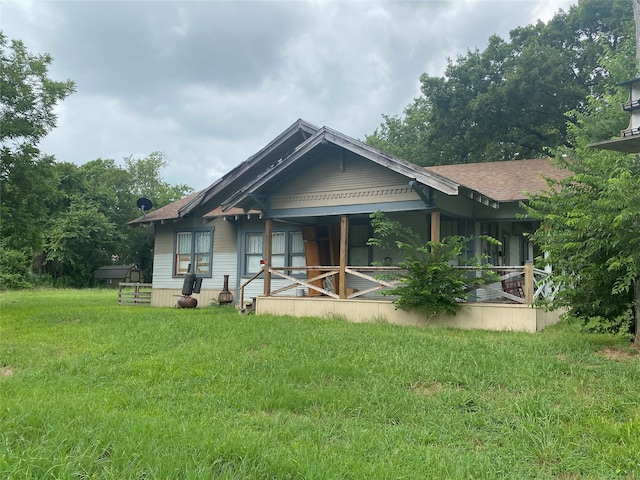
[2,0,577,191]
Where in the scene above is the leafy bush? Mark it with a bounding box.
[27,273,54,288]
[0,247,33,289]
[368,211,498,318]
[579,308,634,338]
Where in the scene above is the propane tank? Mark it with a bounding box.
[178,296,198,308]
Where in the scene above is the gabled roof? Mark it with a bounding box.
[221,126,459,212]
[128,122,572,226]
[179,118,319,217]
[128,119,318,225]
[425,158,572,202]
[128,192,263,225]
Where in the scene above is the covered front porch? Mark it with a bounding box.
[238,214,562,332]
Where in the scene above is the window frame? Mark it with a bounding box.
[348,221,372,266]
[242,228,306,277]
[244,231,264,277]
[172,227,214,278]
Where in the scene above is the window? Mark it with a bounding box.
[245,233,263,275]
[174,229,213,276]
[349,224,370,266]
[272,232,285,268]
[289,231,306,274]
[244,230,306,275]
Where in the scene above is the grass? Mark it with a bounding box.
[1,289,639,479]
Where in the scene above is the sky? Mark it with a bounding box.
[2,0,577,192]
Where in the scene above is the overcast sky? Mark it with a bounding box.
[3,0,577,192]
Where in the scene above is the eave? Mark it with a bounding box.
[588,135,640,153]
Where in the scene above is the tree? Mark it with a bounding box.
[45,201,122,287]
[0,35,193,288]
[526,35,640,340]
[0,246,33,289]
[125,151,191,206]
[38,154,192,286]
[120,152,192,282]
[366,0,633,166]
[38,159,132,286]
[0,32,75,256]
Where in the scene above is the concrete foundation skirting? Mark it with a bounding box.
[255,296,563,333]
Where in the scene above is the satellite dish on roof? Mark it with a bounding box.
[136,197,153,217]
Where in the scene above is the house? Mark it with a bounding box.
[129,119,571,331]
[589,76,640,153]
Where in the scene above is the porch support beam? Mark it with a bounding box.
[431,209,441,242]
[248,193,270,215]
[524,261,534,305]
[263,218,273,296]
[339,215,349,299]
[409,180,433,207]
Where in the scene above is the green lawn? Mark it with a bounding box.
[1,289,639,479]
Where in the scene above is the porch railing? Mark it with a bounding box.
[238,263,556,308]
[239,266,404,309]
[455,265,558,305]
[118,282,153,306]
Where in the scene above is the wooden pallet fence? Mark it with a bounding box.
[118,282,152,306]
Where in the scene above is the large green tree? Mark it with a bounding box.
[0,33,75,256]
[40,159,130,286]
[125,151,191,206]
[0,34,193,289]
[45,201,122,286]
[526,34,640,340]
[38,153,192,286]
[366,0,633,166]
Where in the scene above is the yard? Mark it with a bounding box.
[1,289,639,479]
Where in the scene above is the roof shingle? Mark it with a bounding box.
[425,158,572,202]
[128,190,202,225]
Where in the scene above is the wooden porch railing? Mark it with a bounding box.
[455,264,557,305]
[238,262,556,308]
[239,266,404,309]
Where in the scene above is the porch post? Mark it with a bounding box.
[339,215,349,299]
[263,218,272,296]
[524,261,534,305]
[431,209,441,242]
